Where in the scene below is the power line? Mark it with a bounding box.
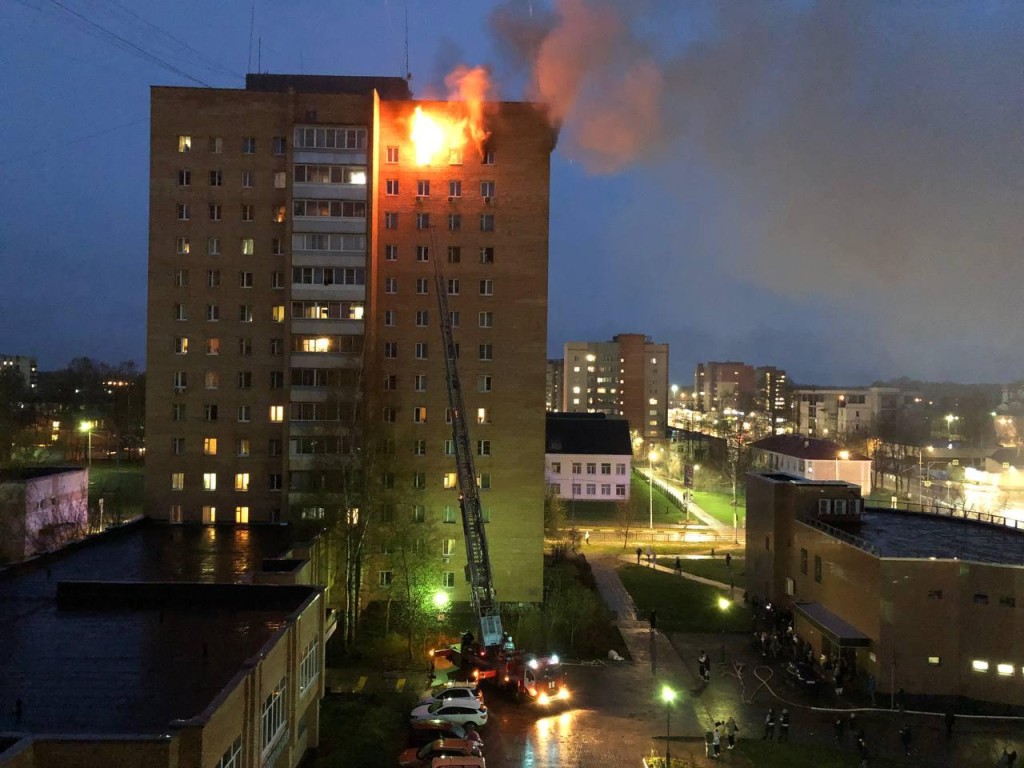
[40,0,213,87]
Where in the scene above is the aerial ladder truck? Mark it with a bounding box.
[430,254,568,705]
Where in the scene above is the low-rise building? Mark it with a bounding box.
[0,522,326,768]
[749,435,872,493]
[545,413,632,503]
[746,472,1024,708]
[0,467,89,563]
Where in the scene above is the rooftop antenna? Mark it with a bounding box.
[404,4,412,85]
[247,2,255,73]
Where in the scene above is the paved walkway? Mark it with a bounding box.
[617,553,747,601]
[638,468,744,544]
[588,554,1022,767]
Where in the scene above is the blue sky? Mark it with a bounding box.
[1,0,1021,386]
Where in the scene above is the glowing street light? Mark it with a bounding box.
[661,685,676,766]
[79,420,95,466]
[432,591,450,610]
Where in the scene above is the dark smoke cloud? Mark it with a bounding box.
[492,0,1024,382]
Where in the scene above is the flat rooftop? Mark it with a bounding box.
[0,522,310,736]
[856,509,1024,564]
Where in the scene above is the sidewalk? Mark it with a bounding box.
[618,552,746,602]
[638,468,743,544]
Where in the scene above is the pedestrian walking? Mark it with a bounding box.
[896,687,906,713]
[898,724,912,756]
[856,729,868,758]
[725,716,739,750]
[649,609,658,632]
[636,546,642,564]
[779,709,790,742]
[944,710,955,739]
[712,722,722,757]
[1007,748,1018,767]
[725,552,732,568]
[704,728,715,758]
[698,650,710,682]
[867,674,877,707]
[833,715,845,743]
[762,707,776,740]
[674,556,682,575]
[834,667,845,697]
[584,530,590,545]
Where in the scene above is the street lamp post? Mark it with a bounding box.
[79,420,94,466]
[648,449,660,530]
[661,685,676,767]
[718,596,731,662]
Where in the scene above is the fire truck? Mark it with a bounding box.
[431,255,569,705]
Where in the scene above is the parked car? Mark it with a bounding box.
[419,682,484,707]
[408,719,474,747]
[785,661,820,688]
[398,738,481,768]
[411,700,488,728]
[429,757,485,768]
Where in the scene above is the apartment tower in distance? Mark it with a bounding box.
[146,74,555,603]
[562,334,669,440]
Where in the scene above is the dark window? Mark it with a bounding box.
[927,590,943,599]
[813,555,822,583]
[999,596,1016,608]
[800,548,808,575]
[765,535,771,552]
[973,593,989,605]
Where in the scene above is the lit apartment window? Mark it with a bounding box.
[272,305,285,322]
[204,371,219,389]
[178,135,191,153]
[443,473,457,489]
[414,406,427,423]
[997,663,1014,677]
[203,472,217,491]
[972,660,989,673]
[170,505,183,524]
[273,205,286,223]
[202,506,216,524]
[204,437,217,456]
[477,408,490,425]
[171,472,184,490]
[242,238,254,255]
[236,439,250,458]
[235,506,249,524]
[174,337,189,354]
[274,172,286,189]
[234,473,250,492]
[269,405,284,422]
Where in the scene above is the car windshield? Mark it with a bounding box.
[427,702,444,713]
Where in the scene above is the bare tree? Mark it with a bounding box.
[614,499,638,551]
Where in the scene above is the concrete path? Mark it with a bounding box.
[617,553,747,602]
[638,468,743,543]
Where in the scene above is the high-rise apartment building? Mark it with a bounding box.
[693,361,756,413]
[546,358,564,412]
[146,74,554,603]
[0,354,38,390]
[562,334,669,440]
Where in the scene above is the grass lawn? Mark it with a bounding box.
[317,691,416,768]
[88,463,145,521]
[692,489,745,527]
[655,556,744,585]
[568,476,682,526]
[617,564,751,633]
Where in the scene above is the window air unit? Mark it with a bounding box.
[484,196,491,204]
[415,196,422,202]
[173,386,186,394]
[448,196,454,202]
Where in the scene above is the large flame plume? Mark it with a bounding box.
[409,65,494,166]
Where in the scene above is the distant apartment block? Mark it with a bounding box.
[544,413,632,502]
[546,358,564,412]
[757,365,790,429]
[562,334,669,440]
[694,361,756,412]
[0,354,38,390]
[749,435,872,493]
[795,386,909,439]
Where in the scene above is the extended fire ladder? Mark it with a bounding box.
[434,255,504,648]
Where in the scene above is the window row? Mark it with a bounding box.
[170,369,285,391]
[384,309,492,329]
[177,135,286,155]
[177,168,288,189]
[553,482,628,498]
[384,245,495,264]
[172,305,284,334]
[292,335,364,354]
[382,403,491,423]
[383,212,494,231]
[173,270,286,289]
[293,199,367,219]
[549,461,627,476]
[293,163,366,185]
[167,400,286,423]
[379,569,458,589]
[378,472,492,492]
[168,504,278,523]
[293,232,366,253]
[294,127,367,150]
[176,202,286,223]
[970,659,1024,677]
[293,266,366,286]
[261,676,288,754]
[382,278,494,296]
[383,342,494,361]
[170,471,256,492]
[173,237,286,257]
[384,145,495,166]
[291,300,365,320]
[174,436,348,459]
[385,179,496,199]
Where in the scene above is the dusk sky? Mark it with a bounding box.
[2,0,1022,386]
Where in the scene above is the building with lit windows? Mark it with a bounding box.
[0,523,326,768]
[545,358,564,412]
[544,413,632,503]
[747,472,1024,709]
[146,74,553,603]
[0,354,38,391]
[693,361,756,413]
[749,435,872,493]
[794,385,906,439]
[562,334,669,441]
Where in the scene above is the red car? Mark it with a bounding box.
[398,739,481,768]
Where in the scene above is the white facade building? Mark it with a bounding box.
[750,435,873,494]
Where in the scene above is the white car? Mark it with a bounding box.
[419,683,484,706]
[411,699,489,728]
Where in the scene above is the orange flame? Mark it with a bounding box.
[409,66,494,166]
